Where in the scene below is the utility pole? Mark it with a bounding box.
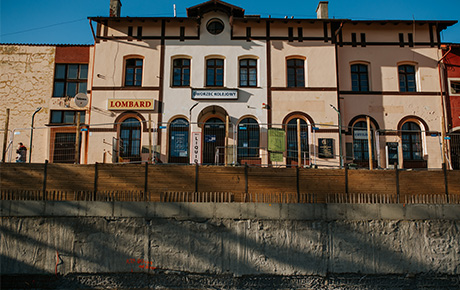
[367,116,373,170]
[2,108,10,163]
[75,112,81,164]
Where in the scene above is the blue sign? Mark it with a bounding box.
[159,126,167,129]
[205,135,216,143]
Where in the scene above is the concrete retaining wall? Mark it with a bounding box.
[1,202,460,276]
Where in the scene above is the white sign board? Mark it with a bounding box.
[192,89,238,100]
[353,130,368,140]
[191,132,201,164]
[74,93,89,108]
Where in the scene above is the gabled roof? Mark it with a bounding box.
[187,0,244,18]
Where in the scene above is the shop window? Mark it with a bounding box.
[239,59,257,87]
[238,118,260,159]
[53,64,88,98]
[351,64,369,92]
[50,110,85,124]
[401,122,423,160]
[169,118,189,163]
[287,59,305,87]
[172,59,190,87]
[398,64,416,92]
[206,59,224,87]
[125,58,143,87]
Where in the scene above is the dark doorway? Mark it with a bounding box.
[120,118,141,162]
[203,118,225,164]
[53,132,80,163]
[451,133,460,170]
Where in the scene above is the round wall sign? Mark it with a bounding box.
[74,93,89,107]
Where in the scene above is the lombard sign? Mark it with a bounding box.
[192,89,238,100]
[108,99,154,110]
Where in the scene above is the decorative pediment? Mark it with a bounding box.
[187,0,244,18]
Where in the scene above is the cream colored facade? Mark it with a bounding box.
[85,0,456,169]
[2,1,457,169]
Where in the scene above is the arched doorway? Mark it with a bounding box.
[286,118,309,166]
[119,117,141,162]
[168,118,189,163]
[203,117,225,164]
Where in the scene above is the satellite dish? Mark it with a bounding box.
[74,93,89,108]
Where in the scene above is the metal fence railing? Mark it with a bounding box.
[1,121,459,169]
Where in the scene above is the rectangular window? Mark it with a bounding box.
[399,65,416,92]
[360,33,366,47]
[50,110,85,124]
[125,58,143,86]
[449,79,460,95]
[53,64,88,98]
[287,59,305,88]
[399,33,404,47]
[351,33,357,47]
[288,27,294,42]
[408,33,414,47]
[172,58,190,87]
[351,64,369,92]
[239,59,257,87]
[206,59,224,87]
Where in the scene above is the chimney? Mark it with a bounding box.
[110,0,122,17]
[316,1,328,19]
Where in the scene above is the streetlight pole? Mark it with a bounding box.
[330,104,343,169]
[29,107,42,163]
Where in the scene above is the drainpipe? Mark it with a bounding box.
[29,107,42,163]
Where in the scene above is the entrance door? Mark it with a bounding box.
[286,118,309,166]
[203,118,225,164]
[53,132,80,163]
[119,118,141,162]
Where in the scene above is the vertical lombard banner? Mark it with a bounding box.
[191,132,201,164]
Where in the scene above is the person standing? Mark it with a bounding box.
[16,143,27,163]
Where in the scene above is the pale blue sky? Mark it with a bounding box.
[1,0,459,44]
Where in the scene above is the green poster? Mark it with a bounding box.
[268,128,285,152]
[270,152,284,162]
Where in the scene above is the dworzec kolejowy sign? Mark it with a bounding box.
[192,89,238,100]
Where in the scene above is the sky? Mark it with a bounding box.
[1,0,459,45]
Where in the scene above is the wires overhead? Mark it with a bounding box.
[1,18,87,38]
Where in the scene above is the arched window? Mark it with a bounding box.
[401,122,423,160]
[286,118,309,165]
[352,121,374,161]
[238,118,260,160]
[351,64,369,92]
[125,58,143,87]
[169,118,189,163]
[120,118,141,161]
[206,59,224,87]
[287,59,305,88]
[398,64,416,92]
[239,59,257,87]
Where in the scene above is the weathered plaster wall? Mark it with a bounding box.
[0,45,55,162]
[1,202,459,276]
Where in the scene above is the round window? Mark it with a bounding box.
[207,19,224,35]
